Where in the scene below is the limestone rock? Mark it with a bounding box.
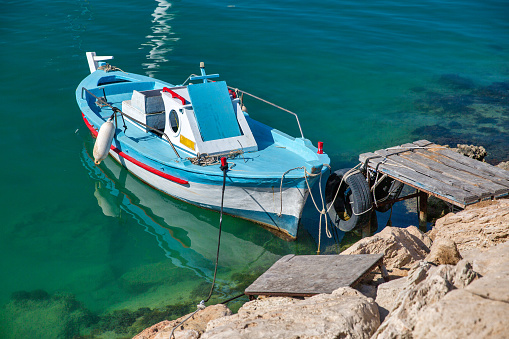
[374,242,509,339]
[341,226,431,272]
[464,241,509,301]
[133,320,173,339]
[372,261,479,339]
[375,261,440,323]
[411,242,509,338]
[497,161,509,171]
[412,288,509,339]
[428,199,509,255]
[133,304,232,339]
[424,238,462,265]
[453,144,487,161]
[374,277,407,322]
[202,287,380,339]
[355,283,377,299]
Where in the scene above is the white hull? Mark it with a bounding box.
[110,151,309,239]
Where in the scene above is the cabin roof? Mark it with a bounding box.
[187,81,241,142]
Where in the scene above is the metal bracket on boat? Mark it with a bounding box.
[189,62,219,83]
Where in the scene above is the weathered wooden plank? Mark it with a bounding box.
[411,150,509,191]
[421,151,509,190]
[359,152,384,165]
[376,148,489,197]
[412,140,434,148]
[414,140,509,182]
[374,149,481,201]
[411,141,509,188]
[244,254,383,297]
[433,150,509,187]
[397,149,508,197]
[360,155,474,206]
[360,140,509,210]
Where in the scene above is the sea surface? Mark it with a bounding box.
[1,0,508,337]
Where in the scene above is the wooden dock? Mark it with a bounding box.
[359,139,509,226]
[244,140,508,300]
[244,253,385,298]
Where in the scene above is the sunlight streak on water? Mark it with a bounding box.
[140,0,179,77]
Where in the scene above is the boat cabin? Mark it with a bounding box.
[122,80,258,156]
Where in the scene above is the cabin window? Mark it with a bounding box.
[169,109,179,133]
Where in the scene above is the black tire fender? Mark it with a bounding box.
[325,168,373,232]
[372,175,404,212]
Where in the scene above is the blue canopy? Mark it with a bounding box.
[187,81,241,142]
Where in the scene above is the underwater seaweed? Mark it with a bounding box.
[438,74,476,90]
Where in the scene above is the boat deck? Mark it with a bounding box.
[87,87,322,179]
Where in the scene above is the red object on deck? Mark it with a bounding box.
[163,87,186,105]
[220,157,228,171]
[317,141,324,154]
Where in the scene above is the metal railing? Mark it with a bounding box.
[181,74,305,139]
[228,86,305,139]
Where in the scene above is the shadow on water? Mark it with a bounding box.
[411,74,509,164]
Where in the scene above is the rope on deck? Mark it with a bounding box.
[97,63,127,73]
[186,149,244,166]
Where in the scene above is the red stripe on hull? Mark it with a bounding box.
[82,112,99,137]
[81,113,188,185]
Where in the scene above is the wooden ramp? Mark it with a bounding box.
[244,254,384,298]
[359,139,509,226]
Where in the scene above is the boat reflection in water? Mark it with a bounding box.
[80,143,290,291]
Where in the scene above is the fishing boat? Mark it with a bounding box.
[76,52,330,240]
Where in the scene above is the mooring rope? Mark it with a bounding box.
[385,145,446,151]
[204,161,228,303]
[276,165,332,254]
[97,63,127,73]
[186,150,244,166]
[310,163,376,253]
[169,300,206,339]
[169,160,228,338]
[302,166,330,254]
[324,164,372,217]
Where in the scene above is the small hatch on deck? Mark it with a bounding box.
[98,76,131,86]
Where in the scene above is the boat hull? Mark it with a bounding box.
[83,115,314,239]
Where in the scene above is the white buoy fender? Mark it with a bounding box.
[93,118,115,165]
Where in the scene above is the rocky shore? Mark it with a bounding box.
[135,198,509,339]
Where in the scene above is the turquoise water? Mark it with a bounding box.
[1,0,508,337]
